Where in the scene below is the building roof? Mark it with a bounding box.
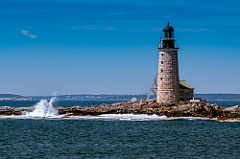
[180,80,194,89]
[163,21,174,32]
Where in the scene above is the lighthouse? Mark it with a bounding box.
[157,22,180,105]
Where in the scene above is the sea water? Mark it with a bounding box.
[0,100,239,159]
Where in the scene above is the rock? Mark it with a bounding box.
[130,97,138,102]
[0,101,240,120]
[224,105,240,112]
[0,106,21,115]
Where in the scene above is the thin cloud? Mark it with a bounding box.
[150,27,163,32]
[68,26,118,31]
[68,26,79,30]
[81,25,97,30]
[105,12,129,16]
[151,28,208,32]
[106,27,118,31]
[21,29,37,39]
[175,28,208,32]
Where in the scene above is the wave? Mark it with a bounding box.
[25,97,58,118]
[68,114,168,121]
[0,114,239,122]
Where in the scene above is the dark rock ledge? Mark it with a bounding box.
[0,100,240,121]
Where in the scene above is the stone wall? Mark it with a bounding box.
[157,48,180,105]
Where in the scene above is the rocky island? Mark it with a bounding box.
[1,22,239,121]
[0,100,239,121]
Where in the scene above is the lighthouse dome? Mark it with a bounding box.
[163,22,174,32]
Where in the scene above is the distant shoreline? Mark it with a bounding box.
[1,93,240,102]
[0,98,32,101]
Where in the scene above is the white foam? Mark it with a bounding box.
[167,116,217,121]
[219,119,240,122]
[0,113,239,122]
[66,114,223,122]
[25,97,59,118]
[69,114,169,121]
[0,115,26,119]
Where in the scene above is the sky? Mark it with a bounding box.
[0,0,240,96]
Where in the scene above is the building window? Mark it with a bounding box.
[161,61,163,64]
[161,70,163,73]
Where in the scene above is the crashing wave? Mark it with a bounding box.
[26,97,58,118]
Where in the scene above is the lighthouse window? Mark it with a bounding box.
[167,32,170,38]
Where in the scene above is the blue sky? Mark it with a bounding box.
[0,0,240,96]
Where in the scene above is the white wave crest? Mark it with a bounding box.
[69,114,168,121]
[26,97,59,118]
[0,113,239,122]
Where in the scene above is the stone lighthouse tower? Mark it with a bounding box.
[157,22,180,105]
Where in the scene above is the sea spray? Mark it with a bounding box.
[27,97,58,118]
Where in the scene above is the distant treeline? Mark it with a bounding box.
[28,94,240,101]
[30,94,149,101]
[195,94,240,101]
[0,94,26,98]
[1,94,240,101]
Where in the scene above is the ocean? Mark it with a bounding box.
[0,100,239,159]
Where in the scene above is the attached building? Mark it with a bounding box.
[179,80,194,101]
